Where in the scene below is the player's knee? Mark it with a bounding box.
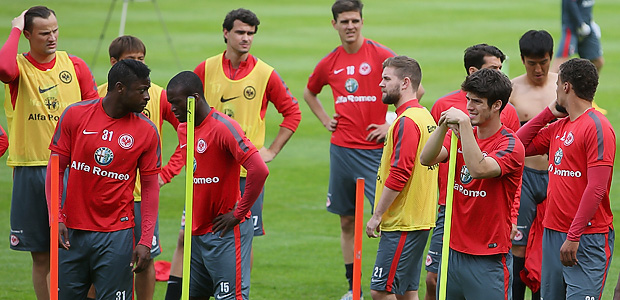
[370,289,386,300]
[426,271,438,288]
[512,245,526,257]
[31,251,50,265]
[340,215,355,233]
[176,230,185,247]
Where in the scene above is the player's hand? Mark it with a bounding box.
[548,100,568,118]
[158,174,165,187]
[258,147,276,163]
[12,10,27,30]
[366,123,389,143]
[577,22,591,37]
[324,113,339,132]
[510,223,518,240]
[560,239,579,266]
[58,222,70,250]
[366,215,382,238]
[131,244,151,273]
[212,211,241,237]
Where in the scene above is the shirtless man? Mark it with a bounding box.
[508,29,556,300]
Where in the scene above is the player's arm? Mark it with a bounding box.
[420,121,449,167]
[0,11,25,83]
[69,55,98,100]
[0,124,8,157]
[564,0,587,33]
[261,71,301,163]
[212,152,269,236]
[367,118,420,238]
[133,172,160,272]
[158,91,184,185]
[132,130,161,272]
[303,87,338,132]
[45,151,70,250]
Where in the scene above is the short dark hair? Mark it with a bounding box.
[559,58,598,101]
[109,35,146,60]
[461,68,512,112]
[222,8,260,43]
[167,71,205,99]
[519,30,554,59]
[107,59,151,92]
[383,56,422,91]
[463,44,505,75]
[331,0,363,20]
[24,6,56,32]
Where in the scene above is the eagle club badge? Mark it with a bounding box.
[118,134,134,150]
[197,139,207,153]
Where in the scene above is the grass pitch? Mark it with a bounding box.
[1,0,620,299]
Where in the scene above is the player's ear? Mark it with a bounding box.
[110,57,118,66]
[492,99,502,112]
[114,81,125,94]
[23,29,31,39]
[331,19,337,29]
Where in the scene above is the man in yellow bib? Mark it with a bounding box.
[366,56,437,300]
[0,6,98,299]
[164,8,301,300]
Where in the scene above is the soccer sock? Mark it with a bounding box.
[512,256,526,300]
[345,263,354,291]
[164,275,183,300]
[532,290,540,300]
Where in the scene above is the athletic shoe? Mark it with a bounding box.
[340,290,363,300]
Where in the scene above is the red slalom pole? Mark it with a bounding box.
[352,178,365,300]
[50,154,59,300]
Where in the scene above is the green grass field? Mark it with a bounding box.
[1,0,620,299]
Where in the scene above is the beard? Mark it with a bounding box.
[382,89,400,105]
[555,102,568,114]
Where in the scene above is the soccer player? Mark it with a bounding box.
[164,8,301,299]
[508,29,556,300]
[517,58,615,300]
[166,71,269,300]
[0,6,98,299]
[420,68,525,300]
[303,1,423,298]
[551,0,604,72]
[0,124,7,157]
[94,35,183,300]
[423,43,520,300]
[47,59,160,299]
[365,56,437,300]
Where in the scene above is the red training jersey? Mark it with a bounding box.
[431,89,521,206]
[177,109,258,235]
[306,39,395,149]
[526,108,615,235]
[49,99,161,231]
[443,125,525,255]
